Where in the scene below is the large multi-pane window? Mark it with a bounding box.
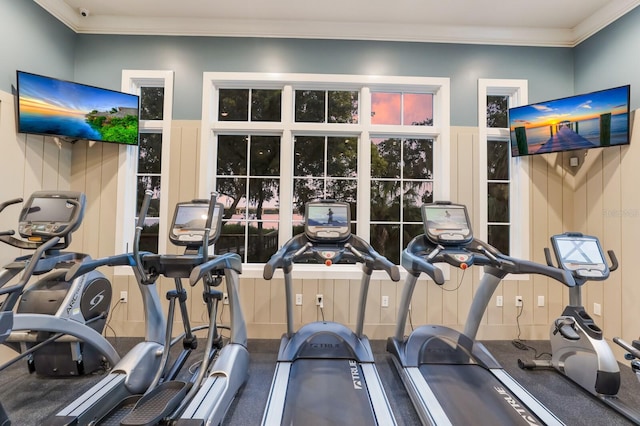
[116,71,173,260]
[200,73,450,268]
[478,79,529,259]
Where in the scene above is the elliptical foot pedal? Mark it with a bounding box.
[120,381,190,426]
[95,395,141,426]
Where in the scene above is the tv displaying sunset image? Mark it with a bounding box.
[17,71,139,145]
[508,85,630,157]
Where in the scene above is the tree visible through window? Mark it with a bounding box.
[136,87,164,253]
[486,95,510,254]
[201,73,449,266]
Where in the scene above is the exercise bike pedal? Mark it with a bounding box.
[120,381,191,426]
[553,317,580,341]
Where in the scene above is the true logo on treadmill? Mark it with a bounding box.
[348,360,363,390]
[493,386,540,425]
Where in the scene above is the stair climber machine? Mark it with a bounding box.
[518,232,640,424]
[0,190,119,378]
[261,200,400,426]
[49,191,248,426]
[387,201,572,426]
[613,337,640,386]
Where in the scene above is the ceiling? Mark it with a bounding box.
[35,0,640,47]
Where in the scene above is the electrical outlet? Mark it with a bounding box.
[295,294,303,306]
[496,295,503,307]
[537,295,545,307]
[515,296,523,307]
[316,294,324,308]
[593,302,602,316]
[120,291,127,303]
[223,293,229,305]
[382,295,389,308]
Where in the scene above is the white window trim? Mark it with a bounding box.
[199,72,450,278]
[114,70,174,275]
[478,78,529,279]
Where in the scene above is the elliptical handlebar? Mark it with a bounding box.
[200,192,218,261]
[134,190,154,284]
[0,198,23,214]
[0,236,60,301]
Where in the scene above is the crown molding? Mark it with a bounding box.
[35,0,640,48]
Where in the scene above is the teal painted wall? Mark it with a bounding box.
[73,35,573,124]
[0,1,76,91]
[5,2,640,125]
[574,5,640,108]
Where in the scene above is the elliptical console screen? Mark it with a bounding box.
[552,234,608,279]
[170,202,223,245]
[18,191,84,239]
[422,203,473,245]
[305,201,351,241]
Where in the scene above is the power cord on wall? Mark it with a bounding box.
[511,303,551,360]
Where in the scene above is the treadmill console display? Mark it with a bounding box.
[304,201,351,241]
[169,202,223,246]
[551,234,608,279]
[18,191,85,240]
[422,203,473,245]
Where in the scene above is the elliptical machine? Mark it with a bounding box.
[49,191,248,426]
[0,190,118,376]
[518,232,640,424]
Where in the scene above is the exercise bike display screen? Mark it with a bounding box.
[170,202,223,245]
[552,235,608,279]
[422,203,473,245]
[304,201,351,241]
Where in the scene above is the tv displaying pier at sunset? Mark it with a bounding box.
[16,70,139,145]
[508,85,630,157]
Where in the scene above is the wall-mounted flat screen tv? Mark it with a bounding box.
[16,70,139,145]
[509,85,630,157]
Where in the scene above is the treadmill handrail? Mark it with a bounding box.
[263,233,400,281]
[403,234,575,287]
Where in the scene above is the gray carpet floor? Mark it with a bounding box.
[0,338,639,425]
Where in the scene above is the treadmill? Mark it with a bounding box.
[261,200,400,426]
[387,201,574,425]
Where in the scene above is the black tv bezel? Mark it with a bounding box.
[508,85,631,158]
[15,70,140,146]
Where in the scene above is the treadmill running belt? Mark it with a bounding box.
[419,364,544,425]
[281,359,376,426]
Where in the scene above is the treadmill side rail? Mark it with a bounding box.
[360,363,397,425]
[261,362,291,425]
[492,369,564,426]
